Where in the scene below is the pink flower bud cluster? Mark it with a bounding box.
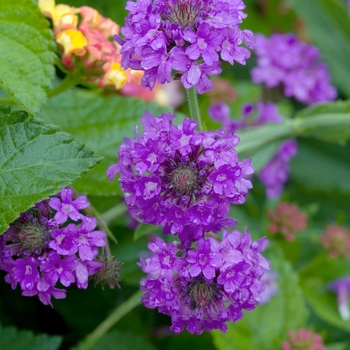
[267,203,308,241]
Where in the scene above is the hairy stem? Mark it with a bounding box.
[101,203,127,223]
[47,75,79,98]
[186,86,203,130]
[75,290,143,350]
[83,203,118,245]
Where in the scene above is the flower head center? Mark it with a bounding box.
[165,0,205,29]
[187,276,219,310]
[171,165,199,195]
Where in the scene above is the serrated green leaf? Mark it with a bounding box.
[39,89,173,196]
[0,324,62,350]
[0,108,101,234]
[0,0,55,114]
[88,330,156,350]
[212,250,308,350]
[286,0,350,97]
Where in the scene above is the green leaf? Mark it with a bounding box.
[295,100,350,144]
[0,107,101,234]
[88,330,156,350]
[0,0,55,114]
[0,324,61,350]
[299,254,350,331]
[39,89,173,196]
[133,223,162,241]
[212,250,308,350]
[290,138,350,195]
[286,0,350,97]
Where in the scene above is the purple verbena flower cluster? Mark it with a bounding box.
[0,188,107,306]
[139,230,270,334]
[114,0,254,93]
[107,111,254,248]
[251,33,337,105]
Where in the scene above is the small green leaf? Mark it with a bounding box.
[286,0,350,97]
[0,324,62,350]
[133,223,162,241]
[0,0,55,114]
[212,249,308,350]
[39,89,174,196]
[0,108,101,234]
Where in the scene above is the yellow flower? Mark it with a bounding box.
[56,29,87,56]
[38,0,78,28]
[102,63,127,90]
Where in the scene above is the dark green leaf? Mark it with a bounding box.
[39,89,173,196]
[0,0,55,114]
[286,0,350,97]
[290,139,350,195]
[0,324,61,350]
[212,249,308,350]
[0,108,101,234]
[89,330,156,350]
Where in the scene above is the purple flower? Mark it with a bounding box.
[139,229,270,334]
[11,257,40,291]
[39,252,77,287]
[0,189,108,306]
[329,276,350,320]
[251,33,337,105]
[49,188,89,224]
[259,140,297,198]
[115,0,253,93]
[259,270,278,304]
[107,111,253,247]
[208,101,283,132]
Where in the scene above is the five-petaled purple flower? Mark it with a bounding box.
[107,111,254,248]
[114,0,253,93]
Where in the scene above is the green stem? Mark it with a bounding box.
[47,75,79,98]
[186,87,203,130]
[75,290,143,350]
[84,203,118,245]
[0,97,16,104]
[101,203,127,223]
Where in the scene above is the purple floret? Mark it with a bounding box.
[107,111,254,247]
[49,187,89,224]
[259,139,297,198]
[329,276,350,320]
[115,0,253,93]
[139,229,270,334]
[251,33,337,105]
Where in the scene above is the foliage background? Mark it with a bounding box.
[1,0,350,349]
